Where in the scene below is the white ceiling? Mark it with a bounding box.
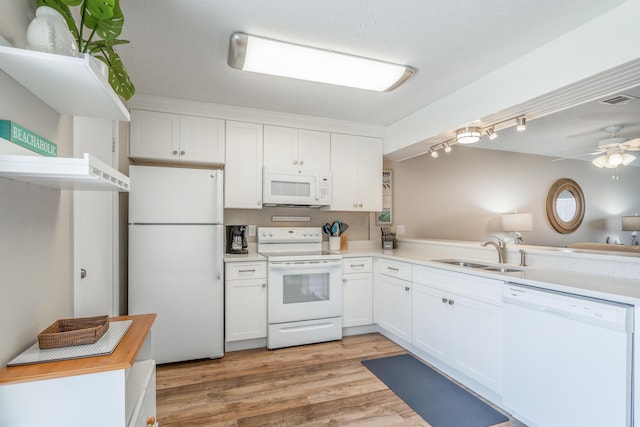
[118,0,639,162]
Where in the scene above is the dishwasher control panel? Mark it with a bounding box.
[503,283,633,332]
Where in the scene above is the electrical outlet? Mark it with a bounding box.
[396,225,405,235]
[248,225,256,236]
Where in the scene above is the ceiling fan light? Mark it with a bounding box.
[227,32,415,92]
[608,152,623,166]
[622,153,636,166]
[456,127,481,144]
[592,155,607,168]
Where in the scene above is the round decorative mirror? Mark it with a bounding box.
[546,178,585,234]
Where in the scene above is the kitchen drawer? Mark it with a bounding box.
[343,257,372,274]
[378,258,411,281]
[225,261,266,280]
[413,265,502,305]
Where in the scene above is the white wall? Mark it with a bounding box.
[0,0,73,367]
[388,146,640,247]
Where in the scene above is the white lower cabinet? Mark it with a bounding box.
[377,259,412,342]
[342,257,373,327]
[225,261,267,342]
[126,359,157,427]
[411,266,503,393]
[0,315,156,427]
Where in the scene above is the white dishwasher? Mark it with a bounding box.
[502,283,634,427]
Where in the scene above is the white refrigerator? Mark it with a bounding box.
[128,165,224,364]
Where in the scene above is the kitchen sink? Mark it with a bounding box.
[434,259,490,269]
[482,266,523,273]
[433,259,523,273]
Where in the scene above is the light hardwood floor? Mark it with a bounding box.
[156,333,525,426]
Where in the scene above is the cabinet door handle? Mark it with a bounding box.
[343,279,347,283]
[299,160,304,165]
[239,269,256,273]
[262,283,267,288]
[358,203,363,208]
[172,150,178,155]
[387,266,399,271]
[442,297,448,303]
[448,299,455,305]
[350,263,365,267]
[180,150,185,155]
[404,286,410,291]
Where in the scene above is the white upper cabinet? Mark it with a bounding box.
[263,125,330,170]
[329,133,382,211]
[224,121,264,209]
[129,109,225,164]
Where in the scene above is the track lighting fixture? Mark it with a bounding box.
[516,116,526,132]
[486,127,498,140]
[430,149,439,158]
[443,142,452,153]
[456,127,481,144]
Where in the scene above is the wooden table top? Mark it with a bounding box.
[0,313,156,385]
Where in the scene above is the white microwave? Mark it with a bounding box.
[263,167,332,207]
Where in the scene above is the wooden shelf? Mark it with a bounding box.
[0,152,130,191]
[0,46,130,122]
[0,314,155,385]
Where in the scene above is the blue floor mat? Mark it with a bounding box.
[362,354,509,427]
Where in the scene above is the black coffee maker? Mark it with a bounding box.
[226,225,248,254]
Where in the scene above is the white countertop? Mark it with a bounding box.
[224,239,640,305]
[340,245,640,306]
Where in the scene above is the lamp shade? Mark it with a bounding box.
[501,213,533,232]
[622,216,640,231]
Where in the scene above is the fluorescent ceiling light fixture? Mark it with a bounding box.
[516,116,527,132]
[456,127,481,144]
[227,32,415,92]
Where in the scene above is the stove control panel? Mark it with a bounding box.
[258,227,323,243]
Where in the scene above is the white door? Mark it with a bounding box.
[377,274,412,341]
[129,224,223,364]
[72,117,116,317]
[129,166,223,224]
[224,121,263,209]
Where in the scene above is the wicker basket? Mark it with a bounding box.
[38,315,109,349]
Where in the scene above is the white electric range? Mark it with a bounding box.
[258,227,343,349]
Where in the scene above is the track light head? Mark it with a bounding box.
[430,149,439,158]
[516,116,526,132]
[443,142,452,153]
[486,127,498,140]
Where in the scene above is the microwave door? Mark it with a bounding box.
[265,173,315,205]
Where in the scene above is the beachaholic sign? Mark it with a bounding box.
[0,120,58,157]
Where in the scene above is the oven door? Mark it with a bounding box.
[268,259,342,324]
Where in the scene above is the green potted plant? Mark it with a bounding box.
[36,0,135,100]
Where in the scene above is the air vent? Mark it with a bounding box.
[599,94,638,105]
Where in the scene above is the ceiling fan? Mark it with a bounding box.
[554,125,640,168]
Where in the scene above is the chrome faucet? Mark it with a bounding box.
[481,235,507,263]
